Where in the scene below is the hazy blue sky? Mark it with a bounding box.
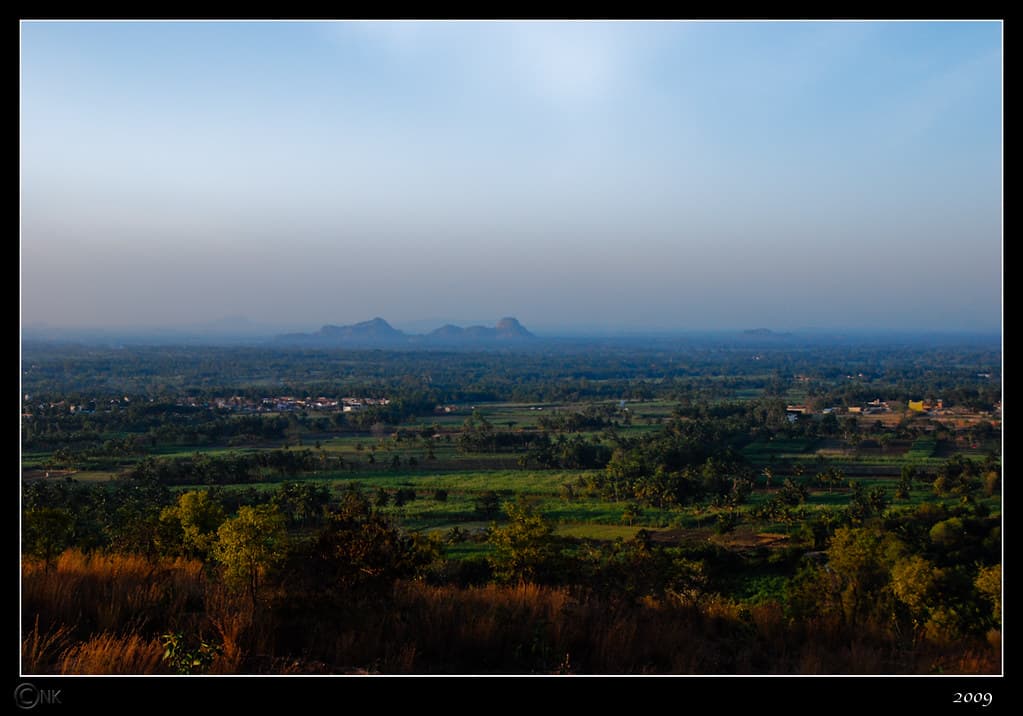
[21,20,1002,333]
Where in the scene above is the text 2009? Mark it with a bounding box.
[953,693,992,707]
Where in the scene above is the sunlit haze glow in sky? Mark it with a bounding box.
[20,20,1002,334]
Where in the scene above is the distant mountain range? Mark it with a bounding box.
[741,328,794,338]
[276,317,535,346]
[24,318,997,350]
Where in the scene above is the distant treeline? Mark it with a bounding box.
[22,342,1001,408]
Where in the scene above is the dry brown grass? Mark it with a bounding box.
[21,615,72,674]
[22,550,208,674]
[203,582,252,674]
[23,550,205,636]
[57,632,167,675]
[22,549,1001,675]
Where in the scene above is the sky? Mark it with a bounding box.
[20,20,1002,334]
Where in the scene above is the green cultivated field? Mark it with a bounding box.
[28,396,1000,551]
